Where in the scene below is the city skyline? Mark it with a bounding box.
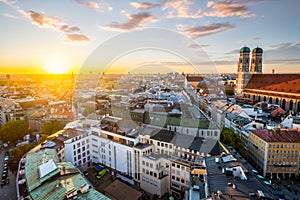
[0,0,300,74]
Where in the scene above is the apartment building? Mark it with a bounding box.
[90,116,139,177]
[170,159,191,198]
[248,129,300,178]
[139,153,171,197]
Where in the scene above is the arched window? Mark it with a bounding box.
[282,99,286,110]
[297,101,300,113]
[258,96,261,102]
[289,100,294,111]
[275,98,279,105]
[263,96,267,102]
[269,97,273,104]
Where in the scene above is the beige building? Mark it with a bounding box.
[170,159,191,198]
[139,153,170,197]
[248,129,300,179]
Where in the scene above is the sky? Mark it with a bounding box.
[0,0,299,74]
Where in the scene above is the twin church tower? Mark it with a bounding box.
[236,46,263,94]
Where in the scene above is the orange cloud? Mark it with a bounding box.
[178,23,235,38]
[104,12,157,31]
[205,0,255,18]
[129,2,159,9]
[65,34,90,43]
[75,0,99,9]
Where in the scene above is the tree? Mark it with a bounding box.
[0,120,31,143]
[42,120,62,136]
[220,128,246,156]
[83,107,95,117]
[8,143,35,172]
[225,88,234,96]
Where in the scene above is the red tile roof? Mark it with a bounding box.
[186,75,204,82]
[0,99,15,110]
[250,129,300,143]
[244,74,300,98]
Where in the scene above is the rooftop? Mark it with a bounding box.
[150,129,176,143]
[245,74,300,98]
[104,180,142,200]
[25,148,59,192]
[250,129,300,143]
[24,148,109,200]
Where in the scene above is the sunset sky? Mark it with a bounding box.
[0,0,299,74]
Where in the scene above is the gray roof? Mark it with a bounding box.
[150,129,176,143]
[171,133,195,148]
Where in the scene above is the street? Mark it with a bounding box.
[0,146,17,200]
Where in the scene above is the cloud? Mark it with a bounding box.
[65,34,90,43]
[60,25,80,32]
[28,11,62,28]
[178,23,235,38]
[163,0,203,18]
[75,0,99,9]
[188,44,210,48]
[265,42,295,50]
[3,13,17,19]
[104,12,157,31]
[205,0,255,18]
[239,37,261,44]
[224,49,240,55]
[129,2,160,9]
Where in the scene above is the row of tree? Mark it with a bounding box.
[1,120,63,172]
[220,127,246,157]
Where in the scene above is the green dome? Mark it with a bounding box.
[252,47,263,53]
[240,46,250,53]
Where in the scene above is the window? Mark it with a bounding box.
[150,163,153,168]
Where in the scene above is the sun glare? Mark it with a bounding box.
[43,57,70,74]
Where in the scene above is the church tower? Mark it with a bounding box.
[250,47,263,73]
[236,46,252,94]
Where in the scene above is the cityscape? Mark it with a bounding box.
[1,1,300,200]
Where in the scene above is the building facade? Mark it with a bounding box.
[235,46,300,113]
[248,129,300,178]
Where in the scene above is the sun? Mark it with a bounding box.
[43,57,70,74]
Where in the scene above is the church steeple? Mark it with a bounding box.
[238,46,250,72]
[250,47,263,74]
[236,46,251,94]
